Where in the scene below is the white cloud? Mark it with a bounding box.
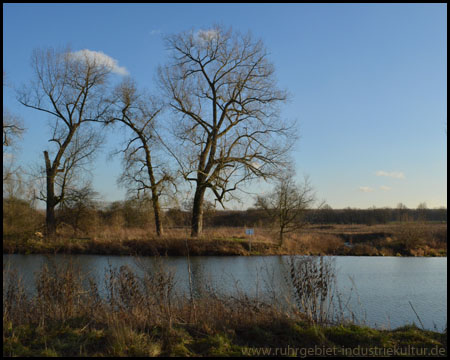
[195,29,220,44]
[69,49,129,76]
[150,29,162,36]
[380,185,391,191]
[359,186,374,193]
[375,170,405,179]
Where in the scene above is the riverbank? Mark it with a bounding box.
[3,260,447,357]
[3,223,446,257]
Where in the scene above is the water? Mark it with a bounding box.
[3,254,447,331]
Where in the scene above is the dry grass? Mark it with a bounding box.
[3,222,446,257]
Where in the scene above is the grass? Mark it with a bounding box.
[4,321,447,357]
[3,258,446,357]
[3,222,447,257]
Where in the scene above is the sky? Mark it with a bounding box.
[3,3,447,210]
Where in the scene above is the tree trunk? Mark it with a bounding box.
[191,185,206,237]
[279,221,286,247]
[44,151,57,237]
[145,147,164,236]
[151,188,164,237]
[279,230,284,247]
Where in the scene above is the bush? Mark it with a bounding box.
[3,197,44,238]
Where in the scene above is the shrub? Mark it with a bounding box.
[3,197,44,238]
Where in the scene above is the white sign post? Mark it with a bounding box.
[245,228,254,252]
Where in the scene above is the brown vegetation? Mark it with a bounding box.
[3,196,447,256]
[3,220,447,257]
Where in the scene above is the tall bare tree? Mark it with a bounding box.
[158,26,295,237]
[256,171,317,246]
[18,48,113,236]
[109,78,174,236]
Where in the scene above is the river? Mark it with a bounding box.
[3,254,447,331]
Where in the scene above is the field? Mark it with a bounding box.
[3,222,447,257]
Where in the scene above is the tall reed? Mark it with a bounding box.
[287,256,337,325]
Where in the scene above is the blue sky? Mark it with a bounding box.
[3,3,447,209]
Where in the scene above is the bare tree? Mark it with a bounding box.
[158,25,295,237]
[109,78,174,236]
[396,202,409,222]
[58,182,100,235]
[3,110,24,148]
[3,71,25,185]
[3,71,35,213]
[255,171,317,246]
[18,47,113,236]
[3,71,24,148]
[417,202,428,222]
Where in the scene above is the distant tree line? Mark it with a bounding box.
[3,195,447,239]
[301,207,447,225]
[188,207,448,227]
